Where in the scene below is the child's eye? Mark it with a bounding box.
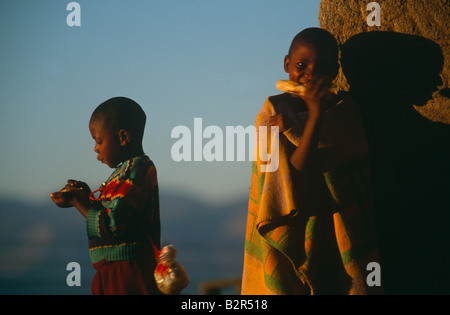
[297,62,306,70]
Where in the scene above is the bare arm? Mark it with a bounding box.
[71,198,90,218]
[288,75,330,171]
[289,112,321,171]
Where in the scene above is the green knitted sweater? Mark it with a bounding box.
[86,155,160,264]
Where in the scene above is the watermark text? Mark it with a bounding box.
[171,118,279,172]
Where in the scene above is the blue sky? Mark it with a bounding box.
[0,0,320,206]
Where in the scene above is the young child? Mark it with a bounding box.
[241,28,381,294]
[51,97,161,295]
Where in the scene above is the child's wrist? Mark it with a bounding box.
[308,109,321,121]
[72,196,90,210]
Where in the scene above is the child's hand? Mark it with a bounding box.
[50,180,91,208]
[301,75,331,118]
[269,114,295,133]
[66,179,91,194]
[50,190,73,208]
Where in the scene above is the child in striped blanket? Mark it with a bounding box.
[242,28,381,295]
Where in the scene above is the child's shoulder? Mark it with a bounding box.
[333,90,352,104]
[119,155,156,180]
[326,90,358,114]
[263,93,308,116]
[267,92,293,106]
[132,155,155,168]
[259,93,298,114]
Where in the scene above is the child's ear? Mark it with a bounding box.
[284,55,290,73]
[118,129,131,146]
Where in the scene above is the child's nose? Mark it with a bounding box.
[302,71,312,81]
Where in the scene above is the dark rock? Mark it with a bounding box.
[319,0,450,123]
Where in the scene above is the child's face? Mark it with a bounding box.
[284,42,320,87]
[89,120,123,168]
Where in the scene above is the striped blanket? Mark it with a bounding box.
[241,93,382,295]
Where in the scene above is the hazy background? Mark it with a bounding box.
[0,0,320,294]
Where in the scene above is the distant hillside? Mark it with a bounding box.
[159,192,248,245]
[0,192,249,294]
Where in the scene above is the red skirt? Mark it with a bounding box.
[91,253,161,295]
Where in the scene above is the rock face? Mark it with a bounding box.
[319,0,450,123]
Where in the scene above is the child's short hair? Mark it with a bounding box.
[288,27,340,79]
[91,97,146,142]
